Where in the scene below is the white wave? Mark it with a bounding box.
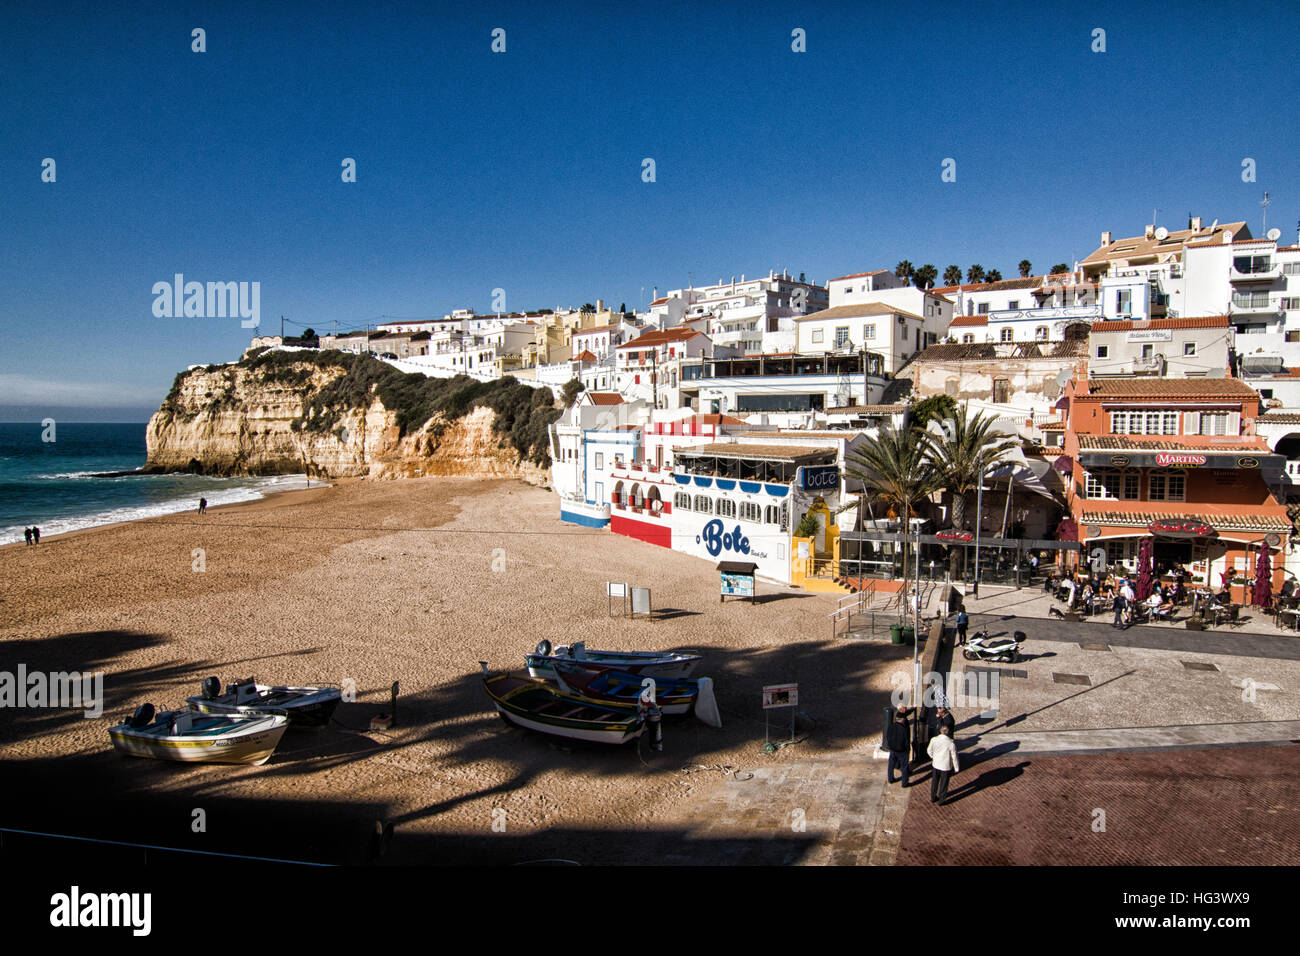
[0,473,326,546]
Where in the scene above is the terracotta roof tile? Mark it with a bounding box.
[1076,435,1269,452]
[797,303,923,322]
[1083,378,1257,399]
[616,327,706,348]
[829,270,890,281]
[1090,315,1230,333]
[1079,510,1289,533]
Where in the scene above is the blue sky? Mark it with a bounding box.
[3,0,1298,420]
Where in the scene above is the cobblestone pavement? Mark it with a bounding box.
[896,743,1300,865]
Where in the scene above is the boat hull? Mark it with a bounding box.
[485,674,644,745]
[189,692,341,727]
[526,650,701,682]
[109,713,288,766]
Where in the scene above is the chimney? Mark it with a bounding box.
[1144,224,1155,239]
[596,299,604,312]
[1101,231,1112,245]
[1191,216,1203,231]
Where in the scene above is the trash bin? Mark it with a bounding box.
[901,625,915,644]
[889,624,903,644]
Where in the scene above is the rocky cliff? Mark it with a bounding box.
[145,351,556,485]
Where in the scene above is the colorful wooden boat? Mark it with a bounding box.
[525,640,702,681]
[483,670,645,745]
[109,704,289,765]
[186,677,341,727]
[550,660,722,727]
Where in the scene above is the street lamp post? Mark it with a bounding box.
[972,463,985,597]
[912,522,922,709]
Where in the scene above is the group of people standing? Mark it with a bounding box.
[884,703,961,806]
[22,526,41,545]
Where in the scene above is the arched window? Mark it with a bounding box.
[612,480,625,509]
[629,484,644,510]
[674,492,691,510]
[764,505,781,524]
[717,498,736,518]
[694,495,713,514]
[740,501,761,522]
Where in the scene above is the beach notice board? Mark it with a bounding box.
[718,561,758,604]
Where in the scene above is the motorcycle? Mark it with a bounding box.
[961,630,1022,663]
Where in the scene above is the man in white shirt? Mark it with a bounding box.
[927,725,960,805]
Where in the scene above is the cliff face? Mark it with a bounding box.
[145,358,551,485]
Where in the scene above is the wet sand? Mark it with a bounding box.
[0,477,909,864]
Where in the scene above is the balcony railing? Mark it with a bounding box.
[1230,264,1281,282]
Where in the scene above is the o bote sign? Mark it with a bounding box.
[1148,518,1216,539]
[800,466,839,492]
[1155,452,1207,468]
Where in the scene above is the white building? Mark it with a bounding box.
[615,327,721,406]
[1087,315,1231,378]
[641,271,829,345]
[795,303,930,374]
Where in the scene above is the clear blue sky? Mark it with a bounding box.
[3,0,1298,420]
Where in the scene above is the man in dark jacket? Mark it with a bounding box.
[885,707,912,786]
[929,705,956,738]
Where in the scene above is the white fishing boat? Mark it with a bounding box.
[108,704,289,765]
[525,640,702,681]
[186,677,342,727]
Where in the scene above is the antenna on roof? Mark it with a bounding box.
[1155,226,1169,241]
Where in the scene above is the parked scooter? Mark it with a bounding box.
[961,630,1022,663]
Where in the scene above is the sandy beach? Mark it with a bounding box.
[0,477,910,864]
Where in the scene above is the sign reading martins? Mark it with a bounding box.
[1080,450,1283,471]
[1155,452,1206,468]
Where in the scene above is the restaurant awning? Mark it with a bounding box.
[1078,450,1284,471]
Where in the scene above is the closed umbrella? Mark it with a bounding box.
[1254,547,1273,610]
[1135,538,1153,601]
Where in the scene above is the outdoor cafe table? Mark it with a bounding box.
[1278,607,1300,632]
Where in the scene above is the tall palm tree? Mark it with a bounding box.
[895,260,914,285]
[1018,259,1032,277]
[845,424,939,599]
[966,264,985,283]
[943,265,962,286]
[920,405,1021,576]
[985,269,1003,282]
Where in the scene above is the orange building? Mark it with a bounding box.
[1059,376,1289,597]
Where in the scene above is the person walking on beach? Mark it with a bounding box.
[885,706,912,787]
[955,608,969,646]
[198,497,208,516]
[24,527,33,546]
[927,725,960,805]
[32,526,40,545]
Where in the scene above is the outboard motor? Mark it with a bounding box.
[535,639,552,657]
[201,676,222,700]
[128,703,156,729]
[644,703,663,752]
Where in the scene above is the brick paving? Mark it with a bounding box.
[896,743,1300,865]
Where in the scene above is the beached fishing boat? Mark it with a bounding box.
[186,677,342,727]
[108,704,289,765]
[482,669,645,745]
[550,659,722,727]
[525,640,702,681]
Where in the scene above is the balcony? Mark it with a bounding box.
[1229,263,1281,283]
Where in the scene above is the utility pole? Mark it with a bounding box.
[912,522,922,708]
[1261,191,1271,234]
[280,315,284,339]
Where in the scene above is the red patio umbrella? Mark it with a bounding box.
[1135,538,1153,601]
[1254,547,1273,609]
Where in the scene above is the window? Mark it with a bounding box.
[1183,341,1197,356]
[1200,411,1229,435]
[1096,345,1109,358]
[1141,344,1154,360]
[811,329,824,343]
[739,501,761,522]
[594,452,604,469]
[1035,326,1048,340]
[1148,470,1185,502]
[1284,263,1300,275]
[1232,290,1270,309]
[1111,411,1177,435]
[835,326,850,349]
[961,333,974,344]
[764,505,781,524]
[716,498,736,518]
[693,495,713,514]
[1281,297,1300,310]
[862,323,876,340]
[1106,540,1128,566]
[1000,327,1014,342]
[1009,300,1020,310]
[992,378,1010,403]
[1116,289,1132,313]
[978,303,991,314]
[1085,468,1138,500]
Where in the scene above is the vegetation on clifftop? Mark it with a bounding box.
[164,349,562,466]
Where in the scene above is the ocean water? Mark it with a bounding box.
[0,423,311,546]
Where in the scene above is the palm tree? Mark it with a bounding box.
[966,264,985,283]
[1049,263,1069,275]
[895,260,914,285]
[943,265,962,286]
[845,424,940,601]
[1018,259,1032,277]
[913,264,938,290]
[920,405,1021,577]
[985,269,1003,282]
